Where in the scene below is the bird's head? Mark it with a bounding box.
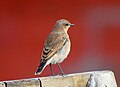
[54,19,74,32]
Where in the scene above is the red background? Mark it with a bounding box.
[0,0,120,86]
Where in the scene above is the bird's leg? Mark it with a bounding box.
[57,63,65,75]
[49,63,54,76]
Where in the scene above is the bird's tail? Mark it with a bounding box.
[35,60,47,75]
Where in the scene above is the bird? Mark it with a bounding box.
[35,19,74,75]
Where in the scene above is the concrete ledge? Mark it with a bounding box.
[0,70,117,87]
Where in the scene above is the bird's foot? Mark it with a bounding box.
[61,73,67,77]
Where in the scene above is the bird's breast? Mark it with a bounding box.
[58,39,71,57]
[51,39,71,64]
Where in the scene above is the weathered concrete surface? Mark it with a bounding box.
[0,82,5,87]
[40,70,117,87]
[5,78,40,87]
[0,70,117,87]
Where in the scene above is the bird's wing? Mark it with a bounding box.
[41,32,68,61]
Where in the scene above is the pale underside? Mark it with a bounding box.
[49,38,71,64]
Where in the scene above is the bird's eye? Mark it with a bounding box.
[65,24,69,26]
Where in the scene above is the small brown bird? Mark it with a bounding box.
[35,19,74,75]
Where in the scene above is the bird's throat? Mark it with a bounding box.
[62,28,69,33]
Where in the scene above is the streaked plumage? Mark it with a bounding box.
[35,19,74,75]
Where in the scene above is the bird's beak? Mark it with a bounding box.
[70,24,75,26]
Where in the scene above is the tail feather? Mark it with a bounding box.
[35,60,47,75]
